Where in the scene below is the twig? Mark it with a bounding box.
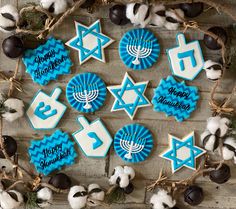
[39,183,69,194]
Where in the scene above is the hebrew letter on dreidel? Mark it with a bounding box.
[178,50,196,71]
[34,88,62,120]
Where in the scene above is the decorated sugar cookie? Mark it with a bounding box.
[66,19,114,65]
[26,87,67,130]
[29,130,77,175]
[152,76,199,122]
[160,132,206,173]
[23,37,72,85]
[166,33,204,80]
[119,28,160,70]
[114,124,153,163]
[66,73,107,113]
[107,73,151,120]
[72,116,113,158]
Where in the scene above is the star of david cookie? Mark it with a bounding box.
[160,132,206,173]
[66,19,114,65]
[107,73,151,120]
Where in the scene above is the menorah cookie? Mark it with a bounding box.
[119,28,160,70]
[114,124,153,163]
[23,37,72,85]
[29,130,77,175]
[72,116,113,158]
[160,132,206,173]
[66,73,107,113]
[152,76,199,122]
[66,19,114,65]
[107,72,151,120]
[26,87,67,130]
[166,33,204,80]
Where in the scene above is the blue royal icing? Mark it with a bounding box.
[114,124,153,163]
[66,73,107,113]
[119,28,160,70]
[152,76,199,122]
[29,130,77,176]
[23,37,72,85]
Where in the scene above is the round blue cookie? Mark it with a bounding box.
[66,73,107,113]
[119,28,160,70]
[114,124,153,163]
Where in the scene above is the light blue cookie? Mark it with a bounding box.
[28,130,77,176]
[119,28,160,70]
[66,73,107,113]
[152,76,199,122]
[114,124,153,163]
[23,37,72,85]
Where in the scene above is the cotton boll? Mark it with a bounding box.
[222,137,236,161]
[68,186,88,209]
[206,116,230,137]
[109,166,124,185]
[123,166,135,180]
[87,184,105,207]
[117,173,130,189]
[126,3,152,28]
[203,60,223,81]
[40,0,73,15]
[165,9,184,30]
[36,187,53,208]
[201,130,219,151]
[0,190,23,209]
[149,4,166,27]
[1,98,24,122]
[0,5,19,33]
[150,189,176,209]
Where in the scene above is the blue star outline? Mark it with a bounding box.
[160,132,206,173]
[108,73,151,120]
[66,20,114,64]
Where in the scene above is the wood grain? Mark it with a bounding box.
[0,0,236,208]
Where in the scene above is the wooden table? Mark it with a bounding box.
[0,0,236,208]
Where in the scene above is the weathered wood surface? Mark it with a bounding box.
[0,0,236,208]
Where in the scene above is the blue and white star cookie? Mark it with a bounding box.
[66,73,107,113]
[160,132,206,173]
[107,73,151,120]
[114,124,153,163]
[66,19,114,65]
[26,87,67,130]
[119,28,160,70]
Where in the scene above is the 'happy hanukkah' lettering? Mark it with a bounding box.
[157,96,190,110]
[168,87,190,99]
[35,49,56,64]
[40,148,71,169]
[34,55,67,78]
[42,144,62,158]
